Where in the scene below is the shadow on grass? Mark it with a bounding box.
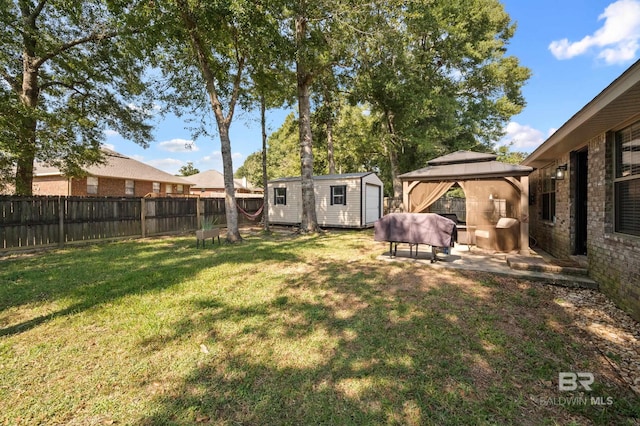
[135,253,640,425]
[0,233,316,337]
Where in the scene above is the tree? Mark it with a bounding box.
[245,36,295,233]
[288,0,375,232]
[353,0,530,199]
[495,144,528,165]
[178,161,199,176]
[153,0,281,242]
[0,0,155,195]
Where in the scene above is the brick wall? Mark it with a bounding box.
[33,176,70,195]
[529,133,640,321]
[588,133,640,321]
[69,177,181,197]
[528,153,572,259]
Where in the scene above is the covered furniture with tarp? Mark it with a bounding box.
[374,213,456,263]
[399,151,533,254]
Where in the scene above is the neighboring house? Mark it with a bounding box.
[33,148,193,197]
[522,59,640,322]
[185,169,263,197]
[268,172,383,228]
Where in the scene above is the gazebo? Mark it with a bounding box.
[399,151,533,255]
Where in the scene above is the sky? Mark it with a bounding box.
[103,0,640,175]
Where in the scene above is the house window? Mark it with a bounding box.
[615,122,640,236]
[274,187,286,205]
[176,184,184,194]
[166,184,173,194]
[87,176,98,195]
[153,182,160,193]
[541,166,556,221]
[330,185,347,205]
[125,180,135,196]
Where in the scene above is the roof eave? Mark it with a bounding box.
[400,171,531,181]
[523,59,640,169]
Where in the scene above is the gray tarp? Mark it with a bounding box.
[374,213,456,248]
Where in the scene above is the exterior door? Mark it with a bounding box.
[365,184,381,224]
[574,150,588,255]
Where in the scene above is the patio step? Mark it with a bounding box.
[506,256,589,276]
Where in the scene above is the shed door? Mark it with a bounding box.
[365,184,381,224]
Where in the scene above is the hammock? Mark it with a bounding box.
[237,202,264,221]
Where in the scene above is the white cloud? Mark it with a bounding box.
[146,158,184,175]
[158,138,199,152]
[101,143,115,151]
[201,151,244,162]
[199,151,245,172]
[104,129,119,138]
[497,122,546,152]
[549,0,640,64]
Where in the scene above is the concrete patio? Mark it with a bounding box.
[377,243,598,289]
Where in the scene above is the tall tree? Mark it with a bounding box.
[154,1,281,242]
[288,0,371,232]
[0,0,155,195]
[293,2,319,233]
[246,42,295,233]
[353,0,530,199]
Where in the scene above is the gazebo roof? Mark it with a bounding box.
[399,150,533,181]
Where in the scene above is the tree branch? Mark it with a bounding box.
[39,79,88,92]
[30,0,48,22]
[1,71,20,93]
[34,29,122,69]
[175,0,225,124]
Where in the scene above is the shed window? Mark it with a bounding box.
[125,179,135,195]
[615,123,640,236]
[274,187,286,205]
[541,166,556,222]
[330,185,347,205]
[87,176,98,195]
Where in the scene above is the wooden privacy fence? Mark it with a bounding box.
[0,196,263,252]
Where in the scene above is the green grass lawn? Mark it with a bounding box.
[1,229,638,425]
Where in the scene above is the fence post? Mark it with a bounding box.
[141,198,146,238]
[197,197,203,229]
[58,196,65,248]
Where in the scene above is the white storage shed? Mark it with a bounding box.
[267,172,384,228]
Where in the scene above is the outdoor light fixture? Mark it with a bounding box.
[555,164,567,180]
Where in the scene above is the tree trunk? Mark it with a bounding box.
[15,43,40,196]
[260,94,270,232]
[326,111,336,174]
[219,124,242,242]
[178,0,242,242]
[296,14,319,233]
[384,110,403,200]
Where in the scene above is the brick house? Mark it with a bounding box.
[33,148,193,197]
[523,59,640,322]
[184,169,262,197]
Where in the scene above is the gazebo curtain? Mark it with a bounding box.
[408,181,454,213]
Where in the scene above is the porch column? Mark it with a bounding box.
[402,180,410,212]
[519,175,530,256]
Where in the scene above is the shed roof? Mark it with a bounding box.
[269,172,377,183]
[399,151,532,181]
[34,148,193,185]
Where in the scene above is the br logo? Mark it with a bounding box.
[559,372,594,391]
